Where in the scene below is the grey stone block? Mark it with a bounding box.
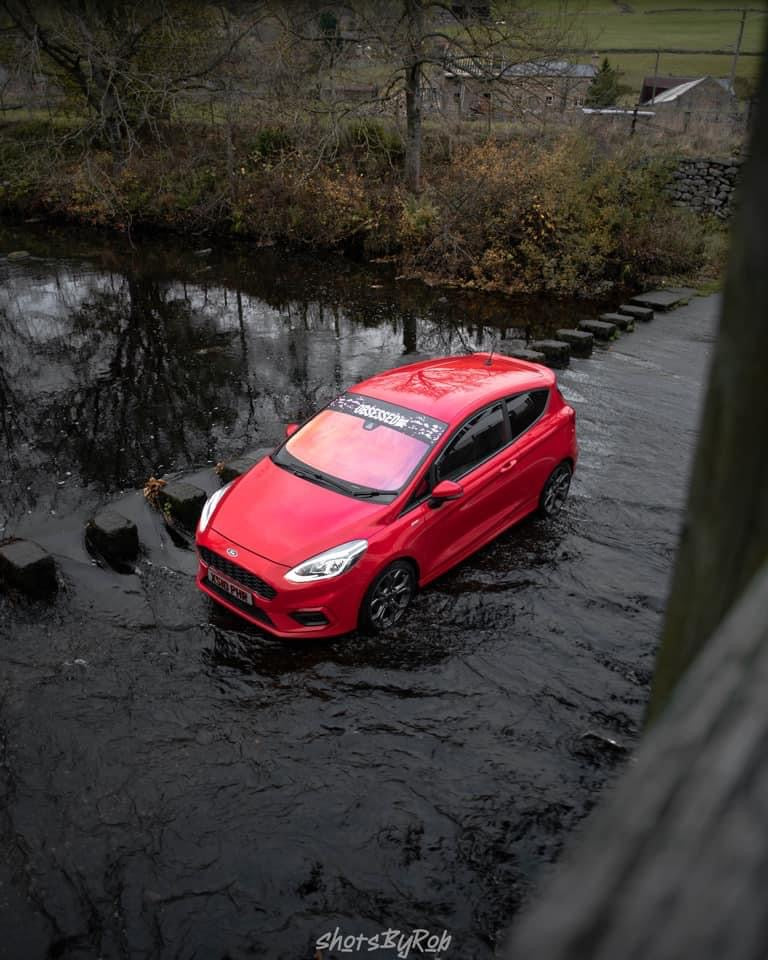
[619,304,654,322]
[87,509,139,563]
[600,312,635,331]
[556,328,594,357]
[157,481,207,529]
[507,348,546,364]
[217,447,272,484]
[0,539,57,595]
[529,339,571,368]
[629,288,695,311]
[579,319,617,341]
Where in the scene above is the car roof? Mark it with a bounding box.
[351,353,554,424]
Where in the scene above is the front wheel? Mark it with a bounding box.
[359,560,416,633]
[539,462,572,518]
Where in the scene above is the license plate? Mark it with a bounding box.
[208,567,253,606]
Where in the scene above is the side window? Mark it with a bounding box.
[437,403,507,481]
[506,389,549,441]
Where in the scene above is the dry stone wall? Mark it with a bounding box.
[667,157,741,219]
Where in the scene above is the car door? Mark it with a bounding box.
[405,401,512,581]
[501,389,554,520]
[506,389,561,523]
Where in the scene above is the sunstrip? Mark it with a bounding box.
[330,392,447,446]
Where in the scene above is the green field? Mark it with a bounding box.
[518,0,766,94]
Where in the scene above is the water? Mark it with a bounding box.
[0,221,717,958]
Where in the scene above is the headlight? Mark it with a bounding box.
[198,483,232,534]
[285,539,368,583]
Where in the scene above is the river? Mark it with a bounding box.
[0,221,716,959]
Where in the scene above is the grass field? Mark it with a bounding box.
[528,0,767,94]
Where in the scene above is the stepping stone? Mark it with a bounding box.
[556,329,593,357]
[629,288,695,311]
[578,319,617,341]
[529,339,570,368]
[86,509,139,564]
[157,481,207,529]
[600,312,635,332]
[506,348,546,364]
[618,304,654,322]
[217,447,272,484]
[0,539,57,595]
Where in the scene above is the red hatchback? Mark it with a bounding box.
[196,353,577,638]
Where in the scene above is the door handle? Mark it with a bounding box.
[499,458,518,474]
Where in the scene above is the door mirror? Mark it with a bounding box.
[430,479,464,504]
[285,422,299,438]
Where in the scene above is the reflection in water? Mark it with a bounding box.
[0,224,599,523]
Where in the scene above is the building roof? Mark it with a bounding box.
[645,75,735,105]
[648,77,708,104]
[445,57,597,81]
[355,354,553,423]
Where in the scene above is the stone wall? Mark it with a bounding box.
[668,157,741,219]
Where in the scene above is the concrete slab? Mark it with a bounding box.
[0,539,57,595]
[630,288,695,311]
[579,319,617,341]
[556,329,594,358]
[529,339,571,368]
[157,481,207,529]
[86,509,139,564]
[600,312,636,331]
[618,304,654,322]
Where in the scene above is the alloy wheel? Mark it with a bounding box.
[367,564,415,630]
[541,464,571,517]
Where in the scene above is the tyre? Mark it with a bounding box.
[359,560,417,633]
[539,462,572,518]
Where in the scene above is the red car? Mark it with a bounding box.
[196,353,577,638]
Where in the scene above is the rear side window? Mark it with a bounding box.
[506,389,549,441]
[437,403,507,481]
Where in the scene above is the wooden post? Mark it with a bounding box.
[647,42,768,724]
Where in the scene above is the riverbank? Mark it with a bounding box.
[0,121,727,299]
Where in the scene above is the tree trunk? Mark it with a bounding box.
[646,46,768,724]
[404,0,424,194]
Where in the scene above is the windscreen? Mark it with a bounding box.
[285,393,448,493]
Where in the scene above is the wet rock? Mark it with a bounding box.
[157,481,207,529]
[529,339,570,368]
[600,311,635,332]
[630,288,694,311]
[193,247,212,257]
[7,250,30,261]
[0,538,57,596]
[86,509,139,565]
[217,447,272,484]
[578,319,617,341]
[618,304,654,322]
[556,328,594,357]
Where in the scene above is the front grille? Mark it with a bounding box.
[198,546,277,600]
[207,578,274,625]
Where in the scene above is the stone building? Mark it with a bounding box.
[645,76,741,132]
[442,57,598,120]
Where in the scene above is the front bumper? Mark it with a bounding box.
[195,528,366,638]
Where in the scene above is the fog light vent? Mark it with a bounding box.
[291,610,329,627]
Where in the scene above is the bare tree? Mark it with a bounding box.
[268,1,577,193]
[0,1,263,161]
